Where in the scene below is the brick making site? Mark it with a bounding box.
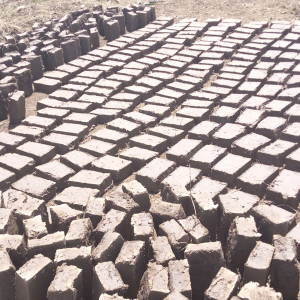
[0,1,299,300]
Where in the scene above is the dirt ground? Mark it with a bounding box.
[1,0,300,132]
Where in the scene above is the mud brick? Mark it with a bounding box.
[10,124,46,142]
[91,108,122,124]
[61,83,89,95]
[124,85,154,100]
[212,123,246,148]
[50,204,83,233]
[107,118,142,137]
[35,160,75,188]
[92,231,124,263]
[235,108,265,129]
[267,72,290,85]
[21,116,57,132]
[115,240,145,296]
[157,88,187,104]
[106,74,134,87]
[34,77,61,94]
[69,58,93,70]
[138,262,170,299]
[145,96,176,108]
[85,86,114,97]
[178,215,209,244]
[160,116,194,131]
[226,216,261,272]
[65,218,92,248]
[257,84,283,99]
[0,132,26,151]
[60,150,95,171]
[282,85,300,98]
[130,133,167,153]
[243,241,274,286]
[237,282,283,299]
[23,215,47,239]
[2,189,47,231]
[103,100,135,112]
[190,144,227,175]
[231,132,270,158]
[188,121,220,142]
[251,204,295,243]
[120,146,158,171]
[205,267,240,300]
[150,197,186,227]
[37,107,70,120]
[80,139,117,157]
[270,235,299,300]
[287,223,300,260]
[136,158,175,193]
[93,208,128,243]
[92,155,132,182]
[241,96,269,109]
[63,112,96,127]
[0,248,15,300]
[92,129,128,148]
[285,147,300,171]
[211,153,251,186]
[166,259,191,299]
[219,189,259,242]
[272,61,295,73]
[54,186,98,211]
[0,153,35,178]
[237,163,279,196]
[69,76,97,87]
[136,76,164,92]
[131,212,155,243]
[122,180,150,211]
[36,98,64,110]
[184,242,225,298]
[220,93,248,108]
[284,103,300,121]
[47,264,83,300]
[95,78,123,93]
[164,292,189,300]
[159,219,189,256]
[236,81,261,94]
[267,169,300,208]
[0,167,15,190]
[176,107,210,123]
[257,139,297,167]
[68,170,112,193]
[148,71,175,84]
[264,99,292,116]
[150,236,175,265]
[210,106,239,123]
[8,90,25,125]
[44,70,70,85]
[56,64,81,76]
[0,208,18,234]
[15,254,53,300]
[166,139,202,165]
[123,112,157,130]
[54,246,92,300]
[42,133,78,154]
[255,116,287,139]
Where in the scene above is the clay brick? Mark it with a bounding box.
[92,128,128,146]
[66,218,93,248]
[131,212,155,243]
[211,153,251,186]
[286,223,300,260]
[284,103,300,122]
[150,236,175,265]
[161,115,194,131]
[34,77,61,94]
[21,116,57,132]
[251,204,296,242]
[123,111,157,129]
[184,242,225,298]
[16,254,53,300]
[242,96,270,109]
[139,104,171,120]
[0,208,18,234]
[67,170,112,193]
[37,107,70,120]
[188,121,221,142]
[204,267,240,300]
[54,186,98,210]
[243,241,274,285]
[10,125,46,142]
[148,125,185,146]
[130,133,168,153]
[107,118,141,137]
